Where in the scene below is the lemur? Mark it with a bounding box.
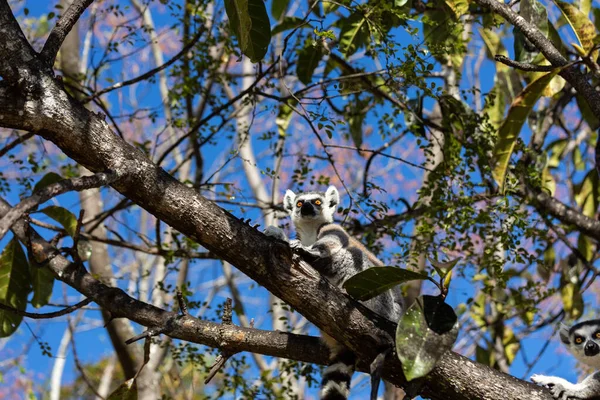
[531,319,600,400]
[265,186,404,400]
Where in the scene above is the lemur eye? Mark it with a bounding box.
[575,337,584,344]
[595,332,600,339]
[314,199,322,206]
[296,201,303,208]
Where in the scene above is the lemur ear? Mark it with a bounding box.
[559,323,571,345]
[325,186,340,209]
[283,190,296,213]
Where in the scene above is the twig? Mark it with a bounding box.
[40,0,95,65]
[83,27,205,102]
[0,132,35,158]
[176,290,188,316]
[494,55,556,72]
[205,298,236,384]
[0,298,92,319]
[0,170,118,242]
[156,60,280,166]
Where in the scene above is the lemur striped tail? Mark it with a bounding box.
[320,347,356,400]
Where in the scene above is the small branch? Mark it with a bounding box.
[40,0,95,65]
[176,290,188,316]
[0,170,117,241]
[0,132,35,158]
[0,298,92,319]
[205,298,237,384]
[494,55,556,72]
[83,27,205,102]
[156,59,280,166]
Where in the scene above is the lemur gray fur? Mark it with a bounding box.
[531,319,600,400]
[265,186,404,400]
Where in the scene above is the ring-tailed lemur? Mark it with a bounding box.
[531,319,600,399]
[265,186,404,400]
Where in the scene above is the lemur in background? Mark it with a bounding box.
[265,186,404,400]
[531,319,600,400]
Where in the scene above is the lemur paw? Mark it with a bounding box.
[288,239,303,250]
[264,226,288,242]
[531,375,571,400]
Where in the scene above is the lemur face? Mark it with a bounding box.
[283,186,340,225]
[560,319,600,369]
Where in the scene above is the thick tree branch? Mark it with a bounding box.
[526,186,600,242]
[40,0,95,65]
[0,0,38,80]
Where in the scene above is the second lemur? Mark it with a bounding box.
[265,186,404,400]
[531,319,600,399]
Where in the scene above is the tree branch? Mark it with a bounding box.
[0,0,37,80]
[83,26,205,102]
[0,170,118,241]
[0,298,92,319]
[40,0,95,65]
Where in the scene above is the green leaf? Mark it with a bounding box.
[271,0,289,20]
[338,12,369,56]
[561,282,583,319]
[423,3,466,68]
[546,138,568,168]
[428,256,460,278]
[574,169,599,218]
[225,0,271,62]
[554,0,596,54]
[502,328,520,365]
[107,377,137,400]
[343,267,428,301]
[576,94,600,130]
[577,234,593,262]
[271,17,309,36]
[276,100,296,137]
[0,238,30,337]
[30,263,54,308]
[492,69,560,191]
[484,84,506,131]
[297,41,324,85]
[396,295,459,381]
[33,172,64,194]
[349,112,364,149]
[445,0,468,17]
[40,206,78,237]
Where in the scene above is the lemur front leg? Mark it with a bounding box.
[532,372,600,399]
[264,226,288,242]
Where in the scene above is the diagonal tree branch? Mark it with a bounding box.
[0,0,37,80]
[40,0,95,65]
[472,0,600,117]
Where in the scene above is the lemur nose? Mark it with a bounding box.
[300,202,315,216]
[585,341,600,356]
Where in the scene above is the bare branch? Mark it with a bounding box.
[0,132,35,158]
[494,55,557,72]
[83,27,205,102]
[0,171,118,241]
[0,298,92,319]
[40,0,95,65]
